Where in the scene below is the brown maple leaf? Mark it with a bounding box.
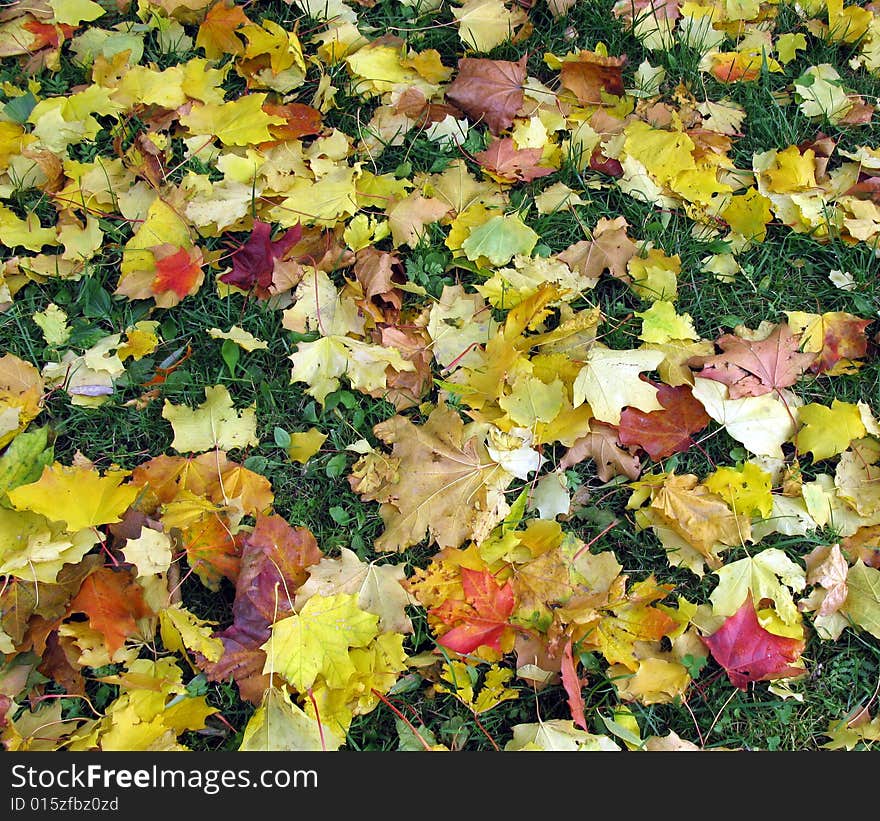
[0,556,102,647]
[351,402,513,552]
[353,247,404,322]
[559,420,642,482]
[618,383,710,461]
[38,632,86,697]
[371,324,434,410]
[689,322,816,398]
[444,55,528,135]
[702,594,805,690]
[473,137,554,183]
[560,51,627,105]
[557,216,637,283]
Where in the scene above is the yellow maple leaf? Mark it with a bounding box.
[89,658,217,751]
[436,661,519,713]
[239,685,344,751]
[262,593,379,692]
[162,384,259,453]
[709,547,807,628]
[504,719,620,751]
[207,325,268,352]
[305,632,408,732]
[0,205,58,253]
[572,345,665,425]
[293,546,416,633]
[498,375,565,427]
[158,603,225,668]
[452,0,529,53]
[289,336,414,406]
[122,528,173,577]
[287,428,328,464]
[0,506,97,582]
[0,353,44,449]
[636,301,699,344]
[8,462,139,533]
[704,462,774,518]
[179,94,285,146]
[795,399,866,462]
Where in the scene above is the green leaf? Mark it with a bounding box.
[0,426,53,501]
[3,92,36,124]
[221,338,240,376]
[461,215,539,266]
[273,427,291,448]
[325,452,348,478]
[80,278,112,318]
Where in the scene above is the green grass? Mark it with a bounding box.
[1,0,879,753]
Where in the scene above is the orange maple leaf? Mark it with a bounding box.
[433,568,515,654]
[152,245,204,300]
[67,566,153,656]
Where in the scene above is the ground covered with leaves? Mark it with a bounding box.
[0,0,879,752]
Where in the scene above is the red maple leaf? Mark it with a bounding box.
[219,220,302,295]
[474,137,555,183]
[701,594,805,690]
[152,245,204,299]
[618,383,710,461]
[689,322,816,398]
[433,568,515,655]
[444,55,527,135]
[23,21,76,50]
[561,638,587,729]
[235,514,322,623]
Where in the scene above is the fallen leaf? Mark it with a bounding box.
[68,566,153,656]
[690,323,816,399]
[561,638,587,729]
[8,462,139,533]
[162,385,259,453]
[702,594,806,690]
[432,567,515,654]
[294,547,416,634]
[351,403,513,552]
[618,383,710,460]
[219,220,302,296]
[444,55,527,135]
[559,420,642,482]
